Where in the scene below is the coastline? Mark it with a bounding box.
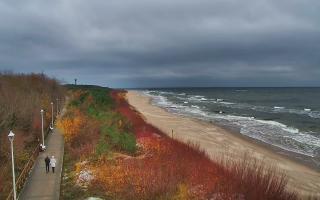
[126,90,320,198]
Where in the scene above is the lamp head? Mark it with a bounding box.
[51,102,53,105]
[40,109,44,113]
[8,130,15,142]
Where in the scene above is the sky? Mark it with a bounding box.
[0,0,319,88]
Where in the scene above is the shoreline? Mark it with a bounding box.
[208,121,320,172]
[126,90,320,198]
[143,91,320,172]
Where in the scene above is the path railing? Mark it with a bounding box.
[6,145,39,200]
[6,126,53,200]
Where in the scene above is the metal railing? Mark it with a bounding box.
[6,126,53,200]
[5,145,39,200]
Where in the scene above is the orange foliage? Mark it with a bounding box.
[57,109,86,143]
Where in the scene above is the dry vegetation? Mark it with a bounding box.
[59,86,298,200]
[0,72,65,199]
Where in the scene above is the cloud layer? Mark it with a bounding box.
[0,0,319,87]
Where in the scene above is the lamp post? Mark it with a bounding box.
[8,131,17,200]
[40,109,45,148]
[50,102,54,130]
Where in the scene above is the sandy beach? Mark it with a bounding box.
[127,91,320,198]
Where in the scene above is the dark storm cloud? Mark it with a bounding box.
[0,0,319,87]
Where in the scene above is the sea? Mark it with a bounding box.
[140,87,320,168]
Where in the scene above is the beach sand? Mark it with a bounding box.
[127,91,320,198]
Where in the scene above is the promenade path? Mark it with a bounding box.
[19,127,64,200]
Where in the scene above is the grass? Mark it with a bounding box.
[101,125,136,154]
[96,136,110,156]
[214,154,297,200]
[89,88,114,109]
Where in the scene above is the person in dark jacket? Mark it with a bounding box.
[45,155,50,173]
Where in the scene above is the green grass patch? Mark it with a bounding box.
[69,91,89,107]
[101,125,136,154]
[90,89,112,106]
[61,85,137,199]
[96,137,110,156]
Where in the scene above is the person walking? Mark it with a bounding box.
[45,155,50,173]
[50,156,57,173]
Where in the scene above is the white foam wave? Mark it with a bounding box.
[308,111,320,119]
[255,119,299,134]
[236,90,248,92]
[176,96,186,100]
[144,90,320,157]
[220,101,235,105]
[274,106,285,109]
[274,108,320,119]
[187,96,206,102]
[211,99,320,119]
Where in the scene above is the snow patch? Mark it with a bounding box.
[77,170,94,187]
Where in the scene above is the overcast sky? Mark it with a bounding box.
[0,0,319,88]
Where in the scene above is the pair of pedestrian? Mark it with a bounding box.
[45,155,57,173]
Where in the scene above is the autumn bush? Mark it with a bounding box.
[57,108,86,143]
[215,154,298,200]
[93,137,220,200]
[58,86,135,157]
[0,72,65,199]
[59,86,138,199]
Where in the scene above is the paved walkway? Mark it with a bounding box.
[19,128,64,200]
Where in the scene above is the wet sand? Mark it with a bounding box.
[127,91,320,198]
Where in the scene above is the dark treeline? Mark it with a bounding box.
[0,72,65,198]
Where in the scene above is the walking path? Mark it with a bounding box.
[19,128,64,200]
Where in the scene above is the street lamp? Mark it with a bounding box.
[50,102,54,130]
[8,131,17,200]
[40,109,45,150]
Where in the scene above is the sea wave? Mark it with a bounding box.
[173,92,320,119]
[235,90,248,92]
[146,90,320,119]
[143,90,320,158]
[208,114,320,157]
[211,100,320,119]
